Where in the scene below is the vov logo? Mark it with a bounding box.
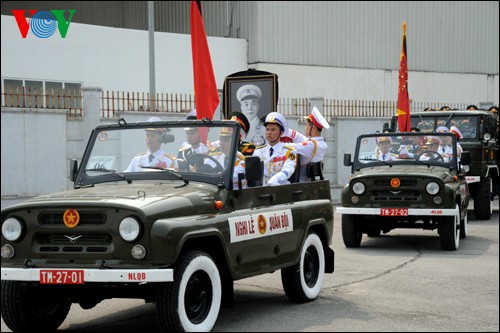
[12,10,76,38]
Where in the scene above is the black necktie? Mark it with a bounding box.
[148,154,154,163]
[224,155,229,168]
[382,154,386,161]
[442,147,445,153]
[269,147,274,157]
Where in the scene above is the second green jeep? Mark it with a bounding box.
[336,132,470,251]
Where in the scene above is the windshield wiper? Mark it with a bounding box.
[84,168,132,183]
[140,166,189,187]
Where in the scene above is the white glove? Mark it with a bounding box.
[268,172,287,186]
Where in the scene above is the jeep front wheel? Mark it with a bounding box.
[156,250,221,332]
[474,176,492,220]
[342,214,362,247]
[1,280,71,332]
[281,232,325,303]
[440,210,460,251]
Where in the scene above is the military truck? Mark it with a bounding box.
[336,132,470,251]
[389,110,498,220]
[1,119,334,332]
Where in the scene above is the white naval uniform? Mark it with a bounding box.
[290,136,327,182]
[253,142,298,186]
[125,149,177,172]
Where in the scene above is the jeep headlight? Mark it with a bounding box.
[352,182,366,195]
[483,132,491,141]
[2,218,23,241]
[119,217,141,242]
[425,182,440,195]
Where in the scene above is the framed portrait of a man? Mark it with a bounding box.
[223,71,278,146]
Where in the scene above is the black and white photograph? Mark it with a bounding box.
[224,74,277,146]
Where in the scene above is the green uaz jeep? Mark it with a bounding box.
[1,119,334,332]
[336,132,470,251]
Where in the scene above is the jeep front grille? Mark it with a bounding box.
[35,234,112,253]
[372,190,421,202]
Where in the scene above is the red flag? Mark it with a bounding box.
[396,21,410,132]
[190,1,219,120]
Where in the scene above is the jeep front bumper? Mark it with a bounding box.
[335,207,459,216]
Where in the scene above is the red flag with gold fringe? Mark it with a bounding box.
[396,21,410,132]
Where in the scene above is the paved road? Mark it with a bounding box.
[1,200,499,332]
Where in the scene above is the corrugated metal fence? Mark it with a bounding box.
[2,88,473,119]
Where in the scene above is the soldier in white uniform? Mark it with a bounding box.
[253,112,298,186]
[125,117,178,172]
[177,112,209,161]
[288,107,329,182]
[236,84,266,146]
[375,136,398,161]
[205,127,248,189]
[420,136,450,162]
[436,126,453,157]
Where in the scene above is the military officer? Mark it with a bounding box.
[177,111,209,161]
[125,117,177,172]
[375,136,398,161]
[288,107,329,181]
[236,84,265,146]
[228,111,255,156]
[205,127,248,189]
[253,112,298,186]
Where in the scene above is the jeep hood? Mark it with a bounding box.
[6,182,222,216]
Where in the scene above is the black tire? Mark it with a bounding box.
[1,280,71,332]
[474,176,492,220]
[281,232,325,303]
[156,250,221,332]
[460,204,468,239]
[341,214,362,247]
[440,208,460,251]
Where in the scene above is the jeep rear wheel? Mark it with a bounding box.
[1,280,71,332]
[156,250,221,332]
[281,232,325,303]
[473,176,492,220]
[440,210,460,251]
[342,214,362,247]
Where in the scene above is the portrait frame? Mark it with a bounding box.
[223,74,278,121]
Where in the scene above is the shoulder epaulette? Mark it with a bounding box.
[283,145,295,150]
[135,151,147,156]
[256,144,266,149]
[209,151,222,157]
[178,147,190,151]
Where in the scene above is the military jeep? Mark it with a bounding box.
[389,110,499,220]
[1,119,334,332]
[336,132,470,251]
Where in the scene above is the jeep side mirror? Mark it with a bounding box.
[70,159,78,182]
[460,151,471,166]
[343,153,352,167]
[245,156,263,187]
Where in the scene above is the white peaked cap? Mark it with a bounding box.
[306,106,330,129]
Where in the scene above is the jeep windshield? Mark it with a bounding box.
[354,132,459,170]
[74,119,242,188]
